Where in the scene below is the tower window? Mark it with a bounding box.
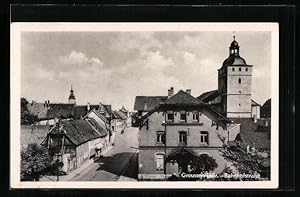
[246,68,248,72]
[239,67,242,71]
[232,67,235,72]
[238,78,241,84]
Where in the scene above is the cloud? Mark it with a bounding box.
[59,50,104,71]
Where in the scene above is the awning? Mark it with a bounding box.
[166,147,198,162]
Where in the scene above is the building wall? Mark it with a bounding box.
[139,111,227,147]
[21,125,50,148]
[138,109,234,179]
[138,148,227,180]
[251,105,261,119]
[225,66,252,118]
[76,142,90,167]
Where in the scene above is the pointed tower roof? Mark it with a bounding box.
[222,36,248,67]
[69,85,75,100]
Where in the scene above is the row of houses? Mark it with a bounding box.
[134,38,271,180]
[21,88,132,174]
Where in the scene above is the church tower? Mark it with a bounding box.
[218,36,253,118]
[68,85,76,104]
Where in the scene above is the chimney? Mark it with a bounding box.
[168,87,174,97]
[143,101,148,110]
[253,115,257,123]
[265,120,269,127]
[44,101,47,107]
[186,89,191,95]
[99,102,104,112]
[87,102,90,111]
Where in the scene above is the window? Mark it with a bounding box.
[239,67,241,71]
[245,67,248,72]
[156,131,165,144]
[156,153,164,170]
[167,112,174,122]
[180,112,186,122]
[179,131,187,145]
[238,78,241,84]
[232,67,235,72]
[200,131,209,145]
[192,112,199,121]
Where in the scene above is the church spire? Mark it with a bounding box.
[68,85,76,104]
[229,35,240,56]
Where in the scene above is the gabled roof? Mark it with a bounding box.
[115,111,128,120]
[197,90,219,103]
[165,90,202,105]
[138,90,231,128]
[86,108,109,124]
[48,119,105,146]
[231,118,270,150]
[85,118,109,137]
[112,110,127,120]
[261,99,271,118]
[251,99,260,106]
[134,96,168,111]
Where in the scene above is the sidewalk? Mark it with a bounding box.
[40,144,114,181]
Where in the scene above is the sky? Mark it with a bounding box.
[21,31,272,111]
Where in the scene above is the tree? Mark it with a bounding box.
[189,154,218,173]
[21,143,52,181]
[220,142,270,179]
[21,97,38,125]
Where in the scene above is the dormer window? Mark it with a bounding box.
[192,112,199,121]
[180,112,187,122]
[167,112,174,122]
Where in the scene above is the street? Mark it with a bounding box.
[70,127,138,181]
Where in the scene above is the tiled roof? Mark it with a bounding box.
[115,111,127,120]
[261,99,271,118]
[85,118,109,137]
[49,119,105,146]
[46,104,75,119]
[197,90,219,103]
[138,90,231,128]
[134,96,168,111]
[231,118,270,150]
[74,105,100,119]
[164,90,203,105]
[103,105,112,115]
[89,109,109,124]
